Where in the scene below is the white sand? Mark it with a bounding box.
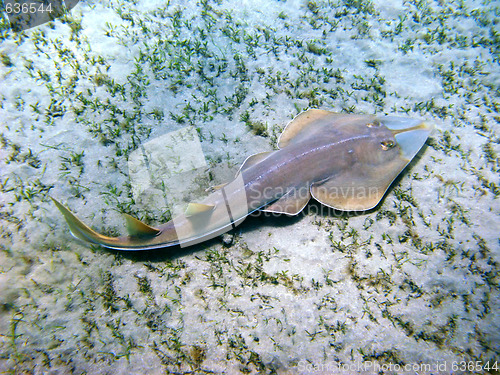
[0,0,498,373]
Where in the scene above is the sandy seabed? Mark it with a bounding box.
[0,0,498,373]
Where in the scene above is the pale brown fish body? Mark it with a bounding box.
[53,109,432,251]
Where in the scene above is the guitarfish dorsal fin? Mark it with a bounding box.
[236,151,273,176]
[124,214,160,237]
[185,203,215,217]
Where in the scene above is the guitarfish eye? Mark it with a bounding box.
[380,140,395,150]
[367,120,381,128]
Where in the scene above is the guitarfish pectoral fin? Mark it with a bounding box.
[260,187,311,216]
[123,214,160,237]
[278,109,354,148]
[310,157,408,211]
